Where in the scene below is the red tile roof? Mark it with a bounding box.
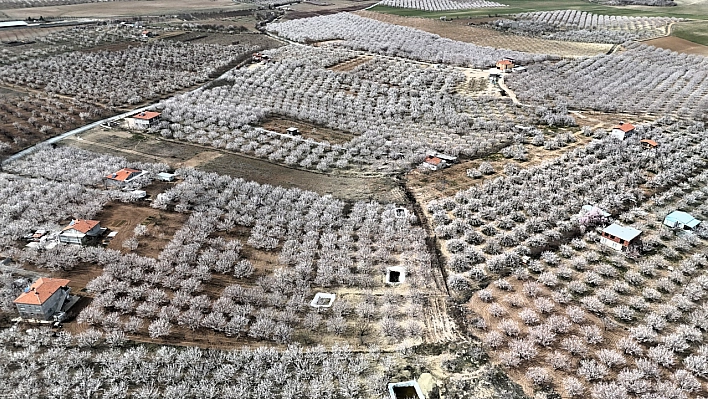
[132,111,160,120]
[63,219,99,234]
[640,139,658,147]
[14,278,70,305]
[425,156,442,165]
[497,60,513,65]
[612,123,635,133]
[106,168,142,182]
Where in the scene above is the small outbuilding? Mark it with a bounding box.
[14,278,71,321]
[106,168,144,186]
[156,172,177,182]
[59,219,102,245]
[286,127,300,135]
[600,223,642,252]
[421,155,446,171]
[127,111,161,130]
[496,59,514,72]
[610,123,636,140]
[664,211,701,230]
[640,139,658,149]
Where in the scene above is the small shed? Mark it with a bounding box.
[14,278,71,321]
[600,223,642,251]
[156,172,176,182]
[664,211,701,230]
[127,111,161,130]
[59,219,102,245]
[286,127,300,135]
[640,139,658,149]
[610,123,635,140]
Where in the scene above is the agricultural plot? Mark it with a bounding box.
[0,25,145,65]
[377,0,506,11]
[425,118,708,397]
[516,10,681,32]
[0,40,257,107]
[506,43,708,120]
[0,92,107,152]
[0,0,136,8]
[155,45,538,172]
[0,327,395,398]
[355,10,614,57]
[4,146,443,349]
[266,12,556,67]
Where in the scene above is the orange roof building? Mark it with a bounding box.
[106,168,143,183]
[127,111,161,130]
[640,139,658,148]
[14,278,71,320]
[610,122,636,140]
[59,219,102,245]
[422,155,447,171]
[496,59,514,71]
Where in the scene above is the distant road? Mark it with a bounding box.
[2,105,154,166]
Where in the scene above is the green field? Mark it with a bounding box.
[369,0,708,19]
[671,20,708,45]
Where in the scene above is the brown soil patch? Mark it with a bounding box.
[260,115,357,145]
[355,11,613,57]
[94,201,188,259]
[182,150,223,168]
[644,35,708,56]
[328,55,373,72]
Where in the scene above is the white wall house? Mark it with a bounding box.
[59,219,101,245]
[14,278,71,320]
[610,123,635,140]
[600,223,642,251]
[127,111,161,130]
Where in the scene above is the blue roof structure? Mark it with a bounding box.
[603,223,642,241]
[665,211,701,228]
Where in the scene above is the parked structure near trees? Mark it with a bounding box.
[14,277,71,320]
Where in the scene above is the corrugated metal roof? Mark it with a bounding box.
[665,211,701,228]
[603,223,642,241]
[0,21,28,28]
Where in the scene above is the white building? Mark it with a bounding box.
[610,123,636,140]
[14,278,71,320]
[664,211,701,230]
[599,223,642,251]
[59,219,102,245]
[126,111,161,130]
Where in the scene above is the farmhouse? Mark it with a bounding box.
[105,167,144,186]
[13,278,71,321]
[59,219,102,245]
[663,211,701,230]
[640,138,658,148]
[496,59,514,72]
[610,123,636,140]
[599,223,642,251]
[126,111,161,130]
[422,155,446,171]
